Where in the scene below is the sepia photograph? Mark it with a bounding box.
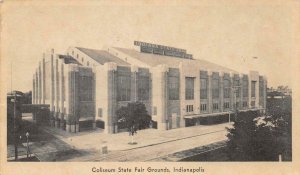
[0,0,299,175]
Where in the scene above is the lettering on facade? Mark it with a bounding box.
[134,41,193,59]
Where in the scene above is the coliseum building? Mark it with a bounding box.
[32,41,267,134]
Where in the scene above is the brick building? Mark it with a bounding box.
[32,41,267,134]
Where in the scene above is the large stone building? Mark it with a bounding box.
[32,41,267,134]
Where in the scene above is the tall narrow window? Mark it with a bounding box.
[259,80,264,97]
[251,81,256,97]
[138,75,150,101]
[79,76,93,101]
[185,77,194,100]
[200,78,208,99]
[234,79,240,98]
[117,75,131,101]
[243,78,248,97]
[168,76,179,100]
[62,76,65,101]
[212,78,219,99]
[224,79,230,98]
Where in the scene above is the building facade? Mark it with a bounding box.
[32,41,267,134]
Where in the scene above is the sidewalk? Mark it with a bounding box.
[42,122,232,153]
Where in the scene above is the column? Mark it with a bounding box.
[60,63,65,130]
[54,59,60,128]
[32,76,35,104]
[152,64,168,130]
[106,63,117,134]
[38,63,42,104]
[207,70,212,113]
[230,72,234,110]
[50,52,55,127]
[220,72,224,112]
[41,56,46,104]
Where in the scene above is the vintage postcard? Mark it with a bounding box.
[0,0,299,175]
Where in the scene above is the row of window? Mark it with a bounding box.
[188,78,258,100]
[116,76,261,102]
[70,51,93,67]
[199,101,248,112]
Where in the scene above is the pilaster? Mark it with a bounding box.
[106,62,117,134]
[207,70,213,113]
[220,72,224,112]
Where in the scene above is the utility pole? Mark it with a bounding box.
[13,92,18,161]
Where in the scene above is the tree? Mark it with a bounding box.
[116,102,151,144]
[226,111,280,161]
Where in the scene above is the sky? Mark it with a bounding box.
[1,0,299,92]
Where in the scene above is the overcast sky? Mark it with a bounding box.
[1,1,299,92]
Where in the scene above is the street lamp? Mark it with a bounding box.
[26,132,30,158]
[11,93,18,161]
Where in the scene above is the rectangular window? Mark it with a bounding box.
[223,79,230,98]
[243,79,248,97]
[168,76,179,100]
[200,104,207,112]
[79,76,93,101]
[138,75,150,101]
[186,105,194,112]
[251,81,256,97]
[212,78,219,99]
[251,101,255,107]
[224,102,230,109]
[259,80,264,97]
[117,75,131,101]
[243,101,248,107]
[234,79,240,98]
[185,77,194,100]
[98,108,102,117]
[213,103,219,110]
[200,78,208,99]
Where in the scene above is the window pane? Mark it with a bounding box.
[168,76,179,100]
[200,78,207,99]
[243,79,248,97]
[212,78,219,99]
[118,75,131,101]
[79,76,93,101]
[224,79,230,98]
[185,77,194,100]
[138,75,150,101]
[251,81,256,97]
